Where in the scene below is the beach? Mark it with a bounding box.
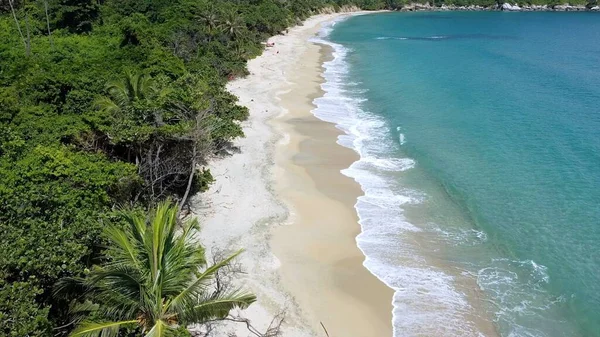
[192,12,393,337]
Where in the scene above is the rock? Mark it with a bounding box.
[553,4,580,11]
[501,3,522,11]
[398,2,592,12]
[401,2,433,11]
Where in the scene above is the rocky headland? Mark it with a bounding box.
[398,2,600,11]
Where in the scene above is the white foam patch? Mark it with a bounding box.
[431,227,489,246]
[474,257,568,336]
[375,36,409,41]
[312,19,486,337]
[361,157,415,171]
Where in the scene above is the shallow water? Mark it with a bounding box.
[316,12,600,337]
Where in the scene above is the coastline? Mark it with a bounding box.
[271,36,394,336]
[188,9,600,337]
[192,12,392,336]
[396,3,599,11]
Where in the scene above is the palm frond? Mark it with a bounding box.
[106,79,131,107]
[87,266,142,302]
[161,218,205,296]
[53,276,89,300]
[69,320,138,337]
[118,209,147,245]
[145,319,176,337]
[49,300,99,332]
[104,225,143,271]
[165,249,242,314]
[95,96,121,115]
[124,71,137,103]
[179,289,256,323]
[136,73,148,100]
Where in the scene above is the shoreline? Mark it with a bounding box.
[192,12,392,336]
[271,34,394,336]
[192,10,502,337]
[191,9,600,337]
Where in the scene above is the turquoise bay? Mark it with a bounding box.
[326,12,600,336]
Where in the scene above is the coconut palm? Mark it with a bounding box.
[196,9,220,40]
[95,72,173,128]
[95,72,156,115]
[220,11,246,41]
[56,201,256,337]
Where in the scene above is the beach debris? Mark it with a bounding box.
[320,322,330,337]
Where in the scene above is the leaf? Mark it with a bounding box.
[69,320,138,337]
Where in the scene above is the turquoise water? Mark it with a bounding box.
[319,12,600,337]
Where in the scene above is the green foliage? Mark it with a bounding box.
[0,145,138,287]
[0,281,52,337]
[49,0,100,33]
[195,168,215,193]
[56,201,255,337]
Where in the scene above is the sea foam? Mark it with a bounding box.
[311,18,487,336]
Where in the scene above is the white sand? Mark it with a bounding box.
[191,13,361,337]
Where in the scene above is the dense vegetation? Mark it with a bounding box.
[1,0,596,335]
[0,0,390,336]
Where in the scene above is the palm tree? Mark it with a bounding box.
[95,72,174,128]
[220,11,246,41]
[196,9,220,41]
[56,201,256,337]
[95,72,155,115]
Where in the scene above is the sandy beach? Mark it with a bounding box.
[272,37,394,337]
[193,12,393,337]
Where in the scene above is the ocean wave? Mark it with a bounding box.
[431,227,489,246]
[376,36,409,40]
[362,156,415,171]
[475,258,565,336]
[314,19,487,337]
[374,34,516,41]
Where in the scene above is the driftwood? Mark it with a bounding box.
[188,250,285,337]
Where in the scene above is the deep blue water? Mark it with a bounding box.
[321,12,600,336]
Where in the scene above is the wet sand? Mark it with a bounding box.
[271,36,394,336]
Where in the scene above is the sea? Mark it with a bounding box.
[312,12,600,337]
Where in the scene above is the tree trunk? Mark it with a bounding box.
[43,0,54,50]
[8,0,28,56]
[179,145,197,213]
[24,0,31,57]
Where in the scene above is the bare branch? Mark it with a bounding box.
[320,322,330,337]
[224,311,285,337]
